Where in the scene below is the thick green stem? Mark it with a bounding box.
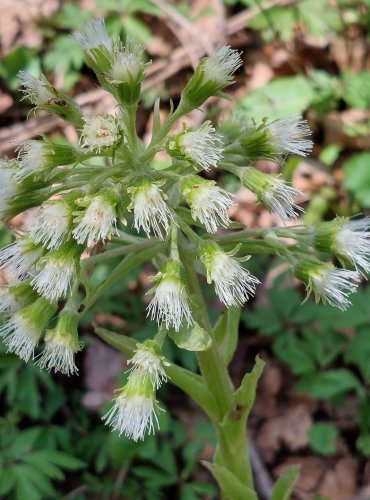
[180,237,255,493]
[180,242,234,417]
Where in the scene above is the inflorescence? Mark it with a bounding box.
[0,19,368,441]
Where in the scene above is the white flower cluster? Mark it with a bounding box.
[1,17,369,449]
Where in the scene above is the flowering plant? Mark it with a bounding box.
[1,19,369,498]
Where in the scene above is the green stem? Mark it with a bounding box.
[180,236,255,492]
[179,239,234,417]
[123,104,139,152]
[81,240,159,267]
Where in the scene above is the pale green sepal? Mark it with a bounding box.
[202,462,258,500]
[271,465,300,500]
[169,322,212,351]
[213,306,240,365]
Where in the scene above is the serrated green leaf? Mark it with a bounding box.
[22,451,65,480]
[213,307,240,364]
[46,450,85,470]
[169,322,212,351]
[11,427,42,456]
[0,468,16,496]
[300,369,361,399]
[271,465,300,500]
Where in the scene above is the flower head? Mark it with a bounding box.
[30,200,72,249]
[315,217,370,276]
[37,309,81,376]
[17,140,77,180]
[18,71,57,106]
[72,191,118,246]
[0,160,19,220]
[80,114,120,153]
[103,371,160,441]
[31,243,82,302]
[265,114,313,158]
[295,260,360,310]
[0,238,42,281]
[73,19,112,70]
[242,167,304,220]
[203,46,242,86]
[167,122,223,171]
[128,181,171,240]
[181,46,242,109]
[0,298,56,361]
[0,281,36,316]
[147,260,192,331]
[127,340,169,389]
[200,242,259,307]
[181,175,234,233]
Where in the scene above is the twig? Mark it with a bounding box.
[249,437,274,500]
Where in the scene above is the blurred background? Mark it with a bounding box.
[0,1,369,499]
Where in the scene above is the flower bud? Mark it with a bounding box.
[0,160,19,220]
[73,19,113,73]
[80,114,121,153]
[200,241,259,307]
[0,297,56,361]
[167,121,223,171]
[294,259,360,310]
[239,115,313,163]
[17,140,80,180]
[30,200,73,250]
[180,46,242,110]
[181,175,233,233]
[128,181,171,240]
[31,242,83,302]
[314,217,370,276]
[242,167,303,220]
[128,340,169,389]
[37,309,81,375]
[0,280,37,316]
[147,260,192,331]
[0,238,42,281]
[18,71,84,125]
[108,40,146,105]
[72,189,121,247]
[103,371,160,441]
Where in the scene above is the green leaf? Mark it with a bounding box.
[213,307,240,364]
[356,434,370,456]
[202,462,258,500]
[46,450,85,470]
[345,326,370,381]
[169,322,212,351]
[271,465,300,500]
[300,369,361,399]
[0,468,16,496]
[22,451,65,480]
[308,422,338,456]
[238,76,314,121]
[11,427,42,456]
[343,71,370,109]
[343,152,370,208]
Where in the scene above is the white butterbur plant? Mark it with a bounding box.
[1,19,369,497]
